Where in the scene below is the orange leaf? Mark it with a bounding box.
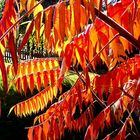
[70,0,81,36]
[54,1,66,41]
[44,6,54,47]
[28,127,34,140]
[80,5,88,29]
[89,0,95,22]
[38,126,42,140]
[42,122,49,139]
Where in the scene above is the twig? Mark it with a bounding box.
[73,67,106,108]
[120,88,140,105]
[102,128,121,140]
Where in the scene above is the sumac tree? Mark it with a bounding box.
[0,0,140,139]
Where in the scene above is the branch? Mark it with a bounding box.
[120,88,140,105]
[87,33,120,68]
[94,8,140,49]
[73,67,106,108]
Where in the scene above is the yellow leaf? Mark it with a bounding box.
[33,2,43,17]
[0,44,5,55]
[108,58,117,71]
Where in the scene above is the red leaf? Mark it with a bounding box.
[22,76,28,94]
[33,127,39,140]
[8,32,18,75]
[18,21,34,55]
[29,74,35,93]
[35,12,42,47]
[16,77,21,93]
[84,107,110,140]
[2,0,16,24]
[43,71,48,87]
[0,49,8,92]
[36,72,42,91]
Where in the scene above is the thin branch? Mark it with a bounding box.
[128,108,140,138]
[73,67,106,108]
[120,88,140,105]
[87,33,120,68]
[131,115,140,137]
[102,128,120,140]
[94,7,140,49]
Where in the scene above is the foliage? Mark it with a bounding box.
[0,0,6,19]
[0,0,140,139]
